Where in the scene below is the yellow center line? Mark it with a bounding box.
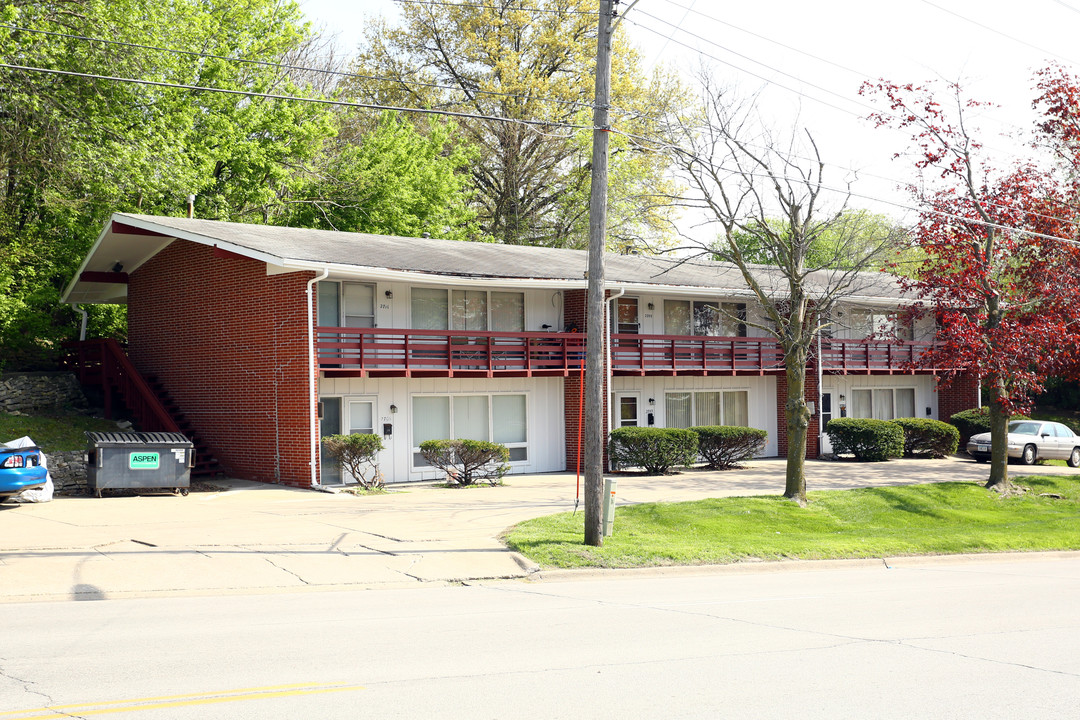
[4,682,366,719]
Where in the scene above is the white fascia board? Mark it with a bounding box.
[60,217,118,304]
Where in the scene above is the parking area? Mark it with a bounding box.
[1,456,1075,602]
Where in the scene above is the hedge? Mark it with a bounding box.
[609,427,698,474]
[418,439,510,486]
[690,426,767,470]
[321,433,385,488]
[891,418,959,458]
[825,418,903,462]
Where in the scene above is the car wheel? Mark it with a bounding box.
[1021,444,1037,465]
[1069,447,1080,468]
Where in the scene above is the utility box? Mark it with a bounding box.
[86,432,194,497]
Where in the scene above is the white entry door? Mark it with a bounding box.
[616,394,640,428]
[820,392,834,454]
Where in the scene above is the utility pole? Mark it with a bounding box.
[584,0,614,547]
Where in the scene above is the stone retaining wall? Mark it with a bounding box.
[0,372,87,413]
[48,450,88,495]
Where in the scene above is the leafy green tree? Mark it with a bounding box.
[344,0,685,250]
[0,0,484,368]
[725,210,909,270]
[284,112,479,240]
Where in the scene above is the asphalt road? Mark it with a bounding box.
[2,553,1078,719]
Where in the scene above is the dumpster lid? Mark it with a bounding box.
[85,431,192,446]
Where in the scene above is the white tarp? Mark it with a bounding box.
[3,436,53,503]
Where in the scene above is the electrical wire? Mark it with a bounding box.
[392,0,596,15]
[612,128,1080,249]
[0,62,587,131]
[0,22,603,116]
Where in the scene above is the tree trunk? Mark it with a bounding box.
[783,353,809,505]
[985,379,1012,492]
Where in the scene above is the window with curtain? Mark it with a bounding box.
[665,392,692,428]
[723,391,749,426]
[490,292,524,332]
[412,394,528,467]
[664,300,692,335]
[667,390,750,427]
[693,301,721,335]
[851,387,916,419]
[720,302,747,337]
[412,288,449,330]
[895,388,916,418]
[694,392,721,426]
[453,395,489,441]
[451,290,487,331]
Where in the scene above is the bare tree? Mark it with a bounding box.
[662,75,904,504]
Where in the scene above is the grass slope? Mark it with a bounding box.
[505,475,1080,568]
[1,411,118,452]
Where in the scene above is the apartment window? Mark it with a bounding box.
[317,281,376,328]
[665,390,749,428]
[413,288,525,332]
[412,393,528,467]
[664,300,746,336]
[849,309,913,342]
[851,388,916,420]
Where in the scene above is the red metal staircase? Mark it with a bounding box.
[67,339,222,477]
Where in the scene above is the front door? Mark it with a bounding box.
[820,392,833,455]
[616,394,640,428]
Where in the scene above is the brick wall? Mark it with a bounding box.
[128,241,316,486]
[938,371,980,421]
[776,366,820,458]
[561,288,609,470]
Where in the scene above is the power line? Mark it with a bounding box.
[658,0,866,81]
[392,0,595,15]
[613,128,1080,249]
[921,0,1080,68]
[0,22,603,117]
[0,62,588,131]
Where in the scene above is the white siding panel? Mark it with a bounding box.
[611,375,778,456]
[319,376,565,483]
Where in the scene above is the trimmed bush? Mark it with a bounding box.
[419,439,510,486]
[891,418,959,458]
[609,427,698,475]
[691,425,767,470]
[825,418,903,462]
[322,433,384,488]
[949,407,1029,447]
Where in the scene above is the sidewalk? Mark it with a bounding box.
[1,457,1074,602]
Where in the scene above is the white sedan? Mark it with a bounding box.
[967,420,1080,467]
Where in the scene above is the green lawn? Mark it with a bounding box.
[504,475,1080,568]
[1,411,118,452]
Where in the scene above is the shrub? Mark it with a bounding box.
[609,427,698,474]
[949,407,1029,447]
[419,439,510,486]
[825,418,903,462]
[890,418,959,458]
[690,425,767,470]
[321,433,384,488]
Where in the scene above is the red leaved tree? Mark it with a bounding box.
[861,78,1080,492]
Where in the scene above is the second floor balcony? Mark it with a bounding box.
[316,327,941,377]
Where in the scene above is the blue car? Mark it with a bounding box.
[0,445,48,500]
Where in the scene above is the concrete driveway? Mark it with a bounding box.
[0,456,1075,602]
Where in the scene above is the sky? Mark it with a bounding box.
[296,0,1080,226]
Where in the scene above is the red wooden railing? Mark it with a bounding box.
[315,328,937,375]
[316,328,586,375]
[610,333,786,374]
[819,339,938,373]
[66,338,180,432]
